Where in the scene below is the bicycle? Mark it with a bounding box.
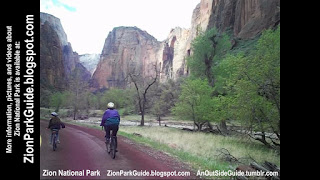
[51,129,59,151]
[106,130,117,159]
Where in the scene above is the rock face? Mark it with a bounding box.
[92,27,161,89]
[163,0,280,82]
[92,27,192,89]
[40,19,66,90]
[79,54,100,76]
[160,27,190,82]
[232,0,280,39]
[90,0,280,90]
[40,12,91,91]
[205,0,280,39]
[40,12,68,46]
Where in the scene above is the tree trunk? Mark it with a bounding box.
[140,93,147,126]
[193,121,195,131]
[140,112,145,126]
[191,104,196,131]
[194,122,200,131]
[128,63,159,127]
[73,108,77,120]
[198,121,207,132]
[219,120,228,135]
[141,96,145,126]
[205,56,214,87]
[158,116,161,126]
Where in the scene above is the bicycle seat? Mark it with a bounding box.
[52,129,59,133]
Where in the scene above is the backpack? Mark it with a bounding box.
[105,117,120,126]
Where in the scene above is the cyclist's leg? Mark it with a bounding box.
[49,131,53,144]
[111,124,119,136]
[104,125,111,152]
[111,125,119,150]
[104,125,111,144]
[111,125,119,140]
[51,129,59,144]
[56,130,60,143]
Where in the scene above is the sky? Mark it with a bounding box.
[40,0,200,54]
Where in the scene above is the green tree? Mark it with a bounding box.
[49,92,63,112]
[87,93,99,110]
[41,89,52,108]
[100,88,135,115]
[216,27,280,148]
[171,78,214,131]
[151,79,180,125]
[152,99,167,126]
[101,89,125,109]
[187,28,232,133]
[68,67,90,120]
[187,28,231,87]
[128,64,159,126]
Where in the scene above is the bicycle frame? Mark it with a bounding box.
[110,136,117,159]
[106,129,117,159]
[52,130,58,151]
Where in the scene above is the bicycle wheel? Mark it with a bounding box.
[53,133,57,151]
[106,140,110,154]
[110,137,116,159]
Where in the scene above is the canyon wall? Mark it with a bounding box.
[40,12,91,91]
[159,27,190,82]
[92,26,192,89]
[208,0,280,39]
[91,27,161,89]
[80,0,281,90]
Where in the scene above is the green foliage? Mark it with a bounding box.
[49,92,63,112]
[41,88,53,108]
[244,26,280,132]
[215,26,281,133]
[100,88,135,115]
[101,89,125,109]
[46,87,137,118]
[171,79,214,129]
[151,99,167,121]
[87,92,100,110]
[173,26,280,144]
[211,95,236,123]
[187,29,216,79]
[187,28,231,86]
[151,80,180,121]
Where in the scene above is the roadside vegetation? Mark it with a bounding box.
[119,126,280,170]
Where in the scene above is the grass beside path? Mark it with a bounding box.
[119,126,280,172]
[118,130,230,172]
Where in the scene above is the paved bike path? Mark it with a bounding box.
[40,120,195,179]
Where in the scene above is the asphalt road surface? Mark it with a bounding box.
[40,120,195,179]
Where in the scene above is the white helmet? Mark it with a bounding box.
[107,102,115,109]
[51,112,58,116]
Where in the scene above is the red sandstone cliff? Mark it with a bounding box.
[91,27,161,89]
[194,0,280,39]
[91,0,280,90]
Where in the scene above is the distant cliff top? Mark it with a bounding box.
[40,12,69,46]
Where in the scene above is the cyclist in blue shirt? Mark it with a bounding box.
[100,102,120,152]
